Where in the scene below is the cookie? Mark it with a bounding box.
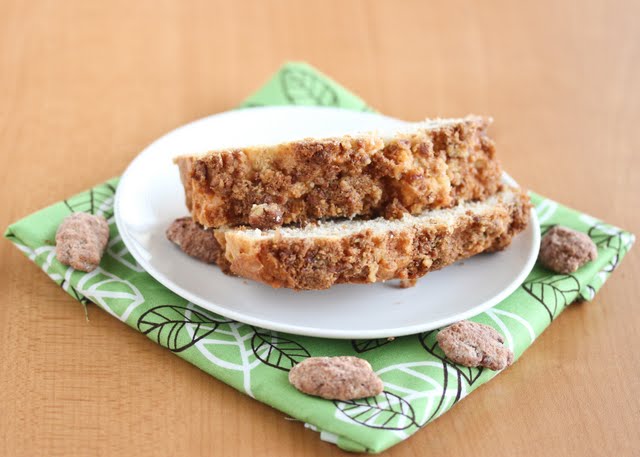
[437,320,514,370]
[539,225,598,274]
[288,356,384,401]
[55,213,109,272]
[166,217,222,264]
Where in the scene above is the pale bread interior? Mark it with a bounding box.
[220,187,517,241]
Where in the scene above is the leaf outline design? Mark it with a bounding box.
[587,222,634,271]
[351,338,394,353]
[137,305,233,352]
[63,182,116,219]
[334,391,418,430]
[106,234,145,272]
[522,274,581,322]
[280,68,339,106]
[75,267,145,321]
[251,330,310,371]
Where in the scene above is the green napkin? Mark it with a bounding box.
[4,62,634,453]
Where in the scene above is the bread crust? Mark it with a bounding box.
[217,188,530,290]
[175,116,502,229]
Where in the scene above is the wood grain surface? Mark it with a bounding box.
[1,1,638,456]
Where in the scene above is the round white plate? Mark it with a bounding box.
[115,106,540,339]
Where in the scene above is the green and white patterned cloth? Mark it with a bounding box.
[4,62,634,453]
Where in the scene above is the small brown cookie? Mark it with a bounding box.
[539,226,597,274]
[248,203,284,229]
[288,356,384,401]
[166,217,221,264]
[55,213,110,272]
[437,320,514,371]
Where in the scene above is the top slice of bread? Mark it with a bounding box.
[175,115,502,229]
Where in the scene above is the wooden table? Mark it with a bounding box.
[1,1,638,455]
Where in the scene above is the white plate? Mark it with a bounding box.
[115,106,540,339]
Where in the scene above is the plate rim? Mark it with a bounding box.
[115,106,540,339]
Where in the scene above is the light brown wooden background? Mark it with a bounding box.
[1,1,638,456]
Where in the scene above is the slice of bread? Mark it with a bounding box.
[175,115,502,229]
[212,186,530,290]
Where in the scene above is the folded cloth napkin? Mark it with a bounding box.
[4,62,634,453]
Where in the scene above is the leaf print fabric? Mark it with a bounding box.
[280,67,340,105]
[3,62,634,454]
[522,274,581,322]
[137,305,234,352]
[351,338,395,353]
[251,331,311,371]
[334,392,418,431]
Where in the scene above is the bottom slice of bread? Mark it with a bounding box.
[212,187,530,290]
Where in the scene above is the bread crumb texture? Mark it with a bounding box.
[220,188,530,290]
[178,116,502,229]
